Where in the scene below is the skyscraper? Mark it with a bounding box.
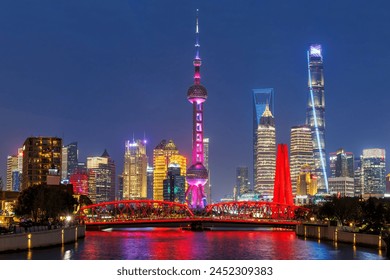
[306,44,328,192]
[354,156,364,197]
[153,140,187,201]
[296,164,318,196]
[253,88,274,186]
[163,163,186,203]
[290,125,314,195]
[386,174,390,196]
[236,166,250,198]
[255,104,276,199]
[329,149,354,178]
[6,155,18,191]
[328,177,355,197]
[185,10,208,208]
[69,171,88,196]
[87,150,116,203]
[21,137,62,190]
[61,142,78,182]
[361,148,386,197]
[122,139,148,200]
[146,165,154,200]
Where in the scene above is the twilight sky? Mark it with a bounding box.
[1,0,390,201]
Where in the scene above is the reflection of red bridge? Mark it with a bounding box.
[79,200,307,231]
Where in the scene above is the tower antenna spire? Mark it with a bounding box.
[193,9,201,85]
[186,9,208,209]
[195,9,200,59]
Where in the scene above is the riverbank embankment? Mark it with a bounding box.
[0,225,85,253]
[296,224,386,249]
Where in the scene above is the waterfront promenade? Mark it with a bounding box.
[296,224,387,251]
[0,225,85,253]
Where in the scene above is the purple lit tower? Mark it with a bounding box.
[185,10,208,208]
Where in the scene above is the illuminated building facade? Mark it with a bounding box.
[21,137,62,190]
[146,165,154,200]
[87,150,116,203]
[386,174,390,197]
[185,10,209,208]
[61,142,78,182]
[236,166,250,197]
[122,139,148,199]
[69,171,88,196]
[117,175,123,200]
[253,88,274,186]
[361,148,386,196]
[238,191,261,201]
[163,164,186,203]
[255,104,276,199]
[6,155,18,191]
[328,177,354,197]
[329,148,354,178]
[290,125,314,195]
[296,164,318,196]
[306,44,328,193]
[153,140,186,201]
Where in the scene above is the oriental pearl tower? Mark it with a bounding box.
[185,9,208,209]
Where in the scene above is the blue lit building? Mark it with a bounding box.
[11,171,21,192]
[61,142,79,182]
[163,164,186,203]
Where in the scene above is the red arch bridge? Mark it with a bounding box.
[78,200,308,231]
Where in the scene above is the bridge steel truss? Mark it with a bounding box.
[204,201,302,221]
[78,200,308,227]
[79,200,194,223]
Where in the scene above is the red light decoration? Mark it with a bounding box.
[273,144,294,205]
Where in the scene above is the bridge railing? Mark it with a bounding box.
[205,201,304,220]
[79,200,194,223]
[78,200,309,223]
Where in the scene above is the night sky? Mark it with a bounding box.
[1,0,389,201]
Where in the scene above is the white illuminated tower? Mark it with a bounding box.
[290,125,314,195]
[122,139,148,199]
[255,104,276,199]
[185,10,209,208]
[306,44,328,192]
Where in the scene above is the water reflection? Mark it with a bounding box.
[0,228,386,260]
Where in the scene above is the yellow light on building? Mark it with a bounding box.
[153,140,187,201]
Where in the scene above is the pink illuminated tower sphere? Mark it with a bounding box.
[185,9,208,208]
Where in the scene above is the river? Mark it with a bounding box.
[0,228,386,260]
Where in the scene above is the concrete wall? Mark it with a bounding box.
[0,226,85,253]
[296,224,386,249]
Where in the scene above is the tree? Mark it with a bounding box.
[318,196,361,226]
[14,184,78,222]
[360,197,386,234]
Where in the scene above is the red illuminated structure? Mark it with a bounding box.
[185,10,208,208]
[69,171,89,195]
[273,144,294,205]
[78,200,307,230]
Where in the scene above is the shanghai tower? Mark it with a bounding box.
[306,44,328,192]
[185,10,208,208]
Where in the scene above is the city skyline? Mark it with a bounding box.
[1,1,390,200]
